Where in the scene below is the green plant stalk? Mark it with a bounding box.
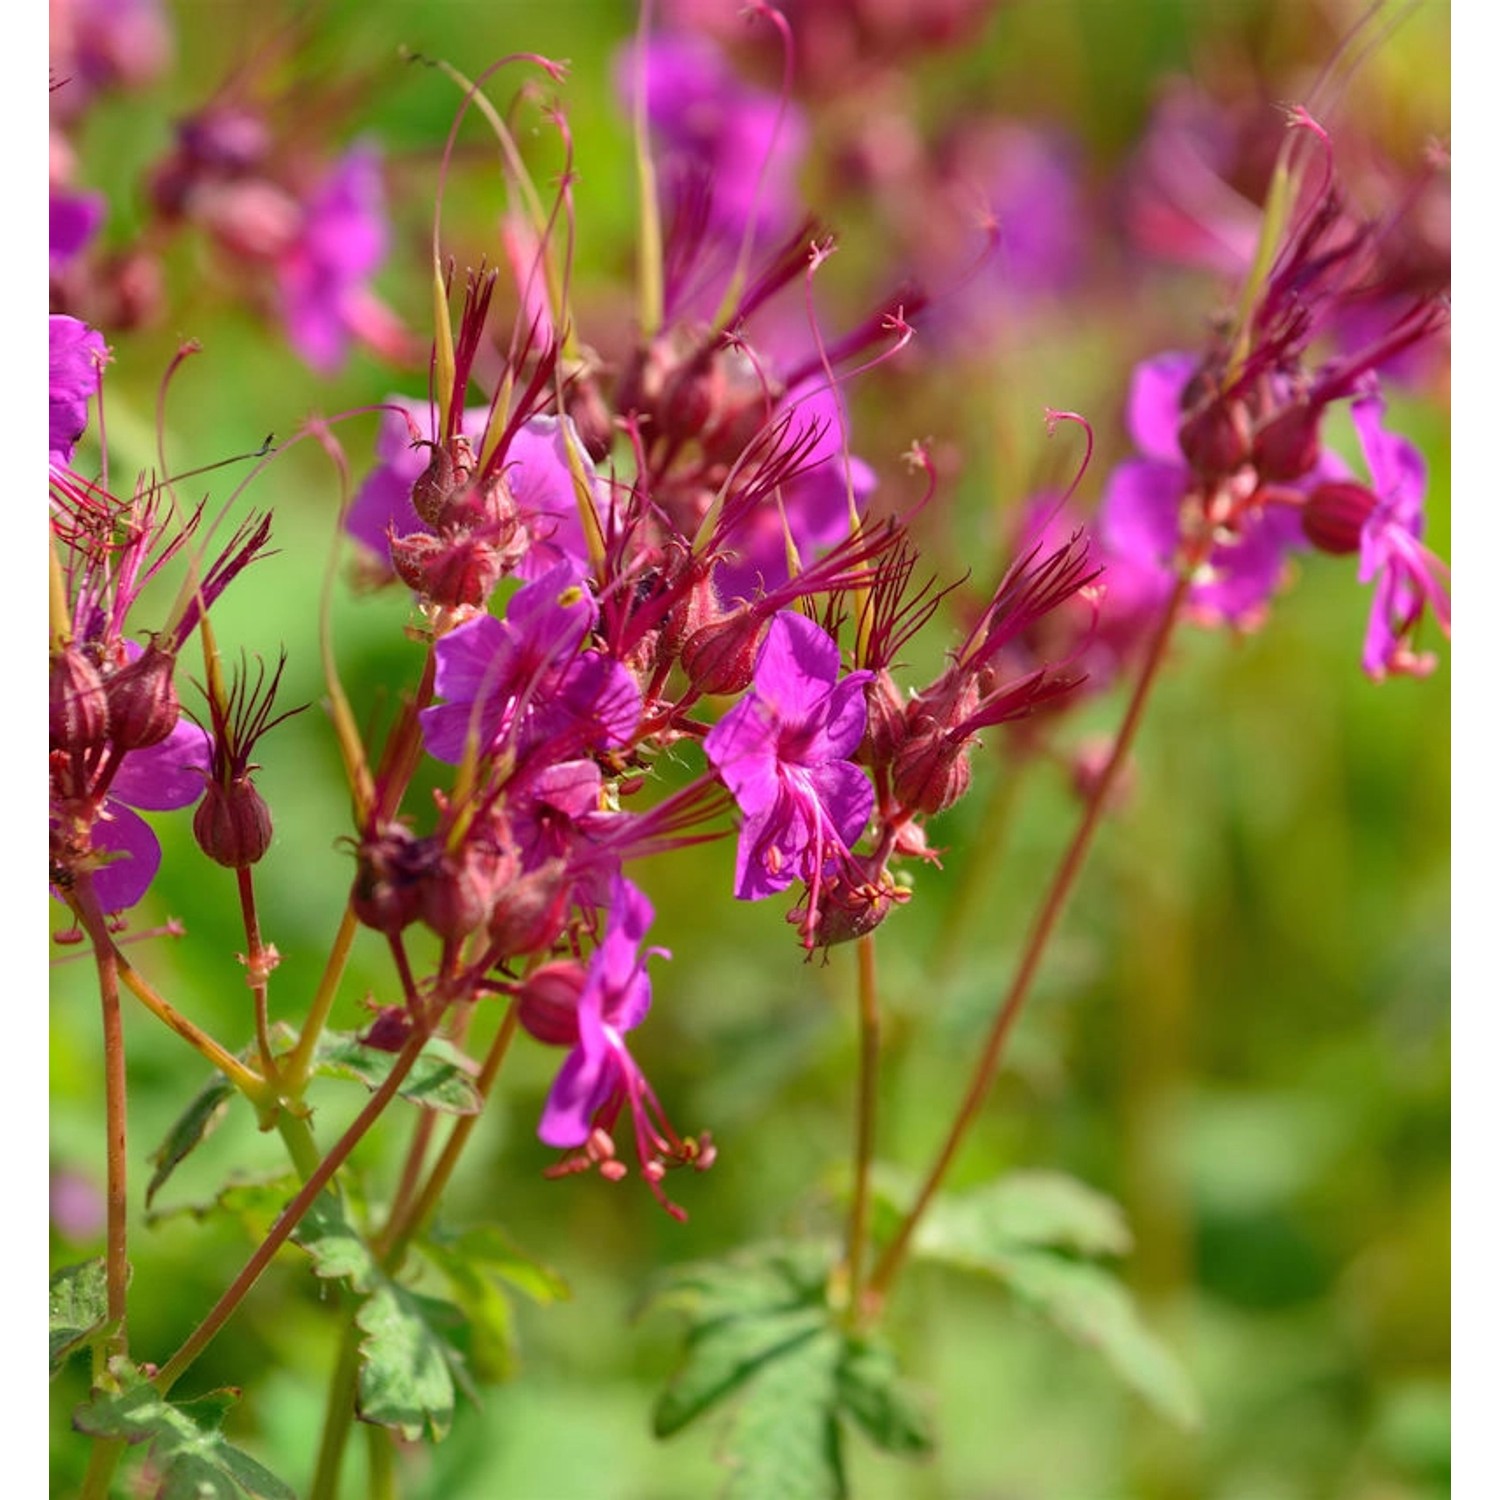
[309,1319,364,1500]
[310,1004,521,1497]
[235,865,280,1084]
[152,1015,438,1394]
[840,932,882,1321]
[861,569,1193,1319]
[280,905,360,1098]
[106,939,268,1103]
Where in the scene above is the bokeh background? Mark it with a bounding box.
[49,2,1450,1496]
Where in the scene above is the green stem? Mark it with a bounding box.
[367,1424,397,1500]
[861,571,1192,1319]
[236,865,280,1083]
[841,934,881,1320]
[309,1318,364,1500]
[78,1436,127,1500]
[280,905,360,1098]
[153,1017,437,1394]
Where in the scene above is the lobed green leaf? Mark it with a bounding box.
[49,1258,110,1376]
[312,1031,482,1114]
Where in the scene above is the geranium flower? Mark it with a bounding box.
[704,610,873,909]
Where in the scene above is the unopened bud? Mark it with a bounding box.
[410,435,475,527]
[193,776,273,867]
[891,727,972,815]
[50,647,110,756]
[104,642,180,750]
[351,824,428,935]
[1179,396,1251,480]
[418,838,508,941]
[515,961,587,1045]
[680,609,770,696]
[488,858,573,959]
[857,669,908,769]
[1301,480,1376,555]
[1253,401,1323,482]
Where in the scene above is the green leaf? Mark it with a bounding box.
[312,1031,482,1114]
[835,1337,936,1459]
[145,1072,236,1209]
[292,1191,379,1292]
[420,1225,570,1385]
[643,1240,835,1329]
[355,1284,466,1442]
[720,1328,847,1500]
[986,1249,1200,1428]
[147,1173,300,1236]
[914,1171,1133,1260]
[654,1305,829,1438]
[428,1223,569,1304]
[293,1198,472,1439]
[50,1258,109,1376]
[73,1360,295,1499]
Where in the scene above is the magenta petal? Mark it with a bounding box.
[85,802,163,913]
[538,1045,611,1148]
[809,760,875,849]
[1125,352,1196,462]
[506,416,607,581]
[49,315,108,465]
[108,719,211,811]
[703,697,780,816]
[1100,457,1187,569]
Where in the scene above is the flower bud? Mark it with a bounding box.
[1301,480,1376,555]
[488,858,573,960]
[50,647,110,756]
[1252,401,1324,482]
[680,609,771,696]
[193,776,273,867]
[1178,396,1251,480]
[410,435,475,527]
[857,669,908,769]
[418,838,509,942]
[104,641,180,750]
[892,726,972,815]
[351,824,428,935]
[516,961,587,1045]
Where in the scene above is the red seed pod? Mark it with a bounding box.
[351,824,429,936]
[388,531,508,610]
[418,838,510,942]
[565,370,616,463]
[680,609,771,696]
[104,641,181,750]
[192,776,273,868]
[515,960,587,1045]
[410,435,475,528]
[488,858,574,960]
[1178,396,1251,481]
[891,726,972,815]
[50,647,110,756]
[1301,480,1376,556]
[856,669,908,770]
[1252,401,1324,482]
[360,1006,413,1053]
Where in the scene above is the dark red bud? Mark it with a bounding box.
[892,727,972,815]
[192,776,273,867]
[488,858,573,960]
[565,377,616,463]
[1252,401,1324,482]
[418,839,509,942]
[50,647,110,756]
[515,961,587,1045]
[1301,480,1377,555]
[1178,397,1251,480]
[351,824,428,935]
[410,436,474,527]
[857,669,908,769]
[389,531,507,609]
[680,609,770,696]
[104,642,181,750]
[360,1006,413,1053]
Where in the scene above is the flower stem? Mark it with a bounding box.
[839,934,881,1320]
[236,866,280,1083]
[153,1015,437,1394]
[309,1318,364,1500]
[860,571,1191,1319]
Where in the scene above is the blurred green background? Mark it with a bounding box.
[50,2,1449,1496]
